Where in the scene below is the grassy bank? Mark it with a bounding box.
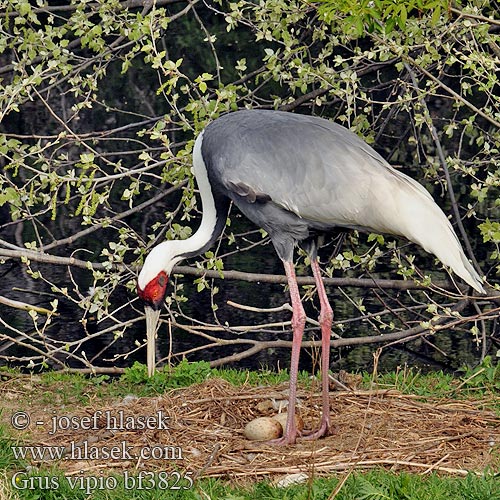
[0,360,498,499]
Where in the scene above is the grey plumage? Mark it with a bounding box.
[201,109,484,292]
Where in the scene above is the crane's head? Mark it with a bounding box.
[137,270,168,310]
[137,242,177,377]
[137,243,172,309]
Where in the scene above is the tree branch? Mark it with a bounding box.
[165,297,475,367]
[450,7,500,28]
[0,295,55,315]
[0,244,493,293]
[1,0,186,17]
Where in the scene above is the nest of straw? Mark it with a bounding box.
[19,378,499,482]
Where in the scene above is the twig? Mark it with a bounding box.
[0,295,56,315]
[227,300,292,314]
[59,367,126,375]
[328,373,352,392]
[450,7,500,27]
[452,368,486,393]
[473,301,488,363]
[193,443,221,481]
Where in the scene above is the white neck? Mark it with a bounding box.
[138,130,219,289]
[176,129,219,257]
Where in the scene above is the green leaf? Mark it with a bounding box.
[0,187,20,207]
[431,6,441,26]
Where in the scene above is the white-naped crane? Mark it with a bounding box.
[137,110,485,445]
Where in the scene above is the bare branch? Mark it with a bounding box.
[0,295,55,315]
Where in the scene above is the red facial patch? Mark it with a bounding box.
[137,271,169,309]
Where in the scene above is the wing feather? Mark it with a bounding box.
[201,110,484,292]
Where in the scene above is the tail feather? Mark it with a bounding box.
[411,214,484,294]
[379,169,485,294]
[455,248,485,294]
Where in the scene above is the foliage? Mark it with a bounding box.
[365,366,458,395]
[367,360,500,403]
[318,0,450,35]
[0,0,499,373]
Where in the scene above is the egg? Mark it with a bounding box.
[272,413,304,433]
[244,417,282,441]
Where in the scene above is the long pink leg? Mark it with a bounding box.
[302,257,332,439]
[269,260,306,445]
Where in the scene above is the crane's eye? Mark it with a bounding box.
[158,274,166,287]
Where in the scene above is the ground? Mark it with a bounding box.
[1,373,498,488]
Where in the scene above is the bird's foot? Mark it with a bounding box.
[300,419,331,440]
[265,421,332,445]
[266,431,297,446]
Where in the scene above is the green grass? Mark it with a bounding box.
[33,360,310,400]
[2,467,499,499]
[119,359,310,394]
[365,356,499,402]
[7,355,497,402]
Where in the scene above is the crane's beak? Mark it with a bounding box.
[145,305,161,377]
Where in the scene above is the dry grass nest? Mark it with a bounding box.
[10,377,500,483]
